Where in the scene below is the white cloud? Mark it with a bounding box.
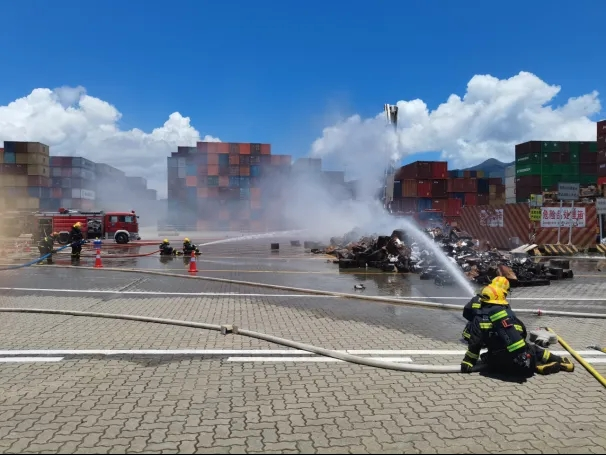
[0,86,220,198]
[311,71,601,184]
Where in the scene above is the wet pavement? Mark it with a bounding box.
[1,236,606,453]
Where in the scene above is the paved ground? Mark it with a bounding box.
[0,238,605,453]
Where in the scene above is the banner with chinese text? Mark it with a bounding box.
[480,209,504,228]
[540,207,586,228]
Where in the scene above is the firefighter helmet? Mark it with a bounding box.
[491,276,510,295]
[480,285,506,305]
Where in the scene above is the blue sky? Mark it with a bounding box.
[1,0,605,169]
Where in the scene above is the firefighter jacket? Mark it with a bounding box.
[38,236,54,251]
[69,227,84,243]
[461,303,528,370]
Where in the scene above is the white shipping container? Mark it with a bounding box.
[505,165,515,178]
[505,176,515,188]
[506,187,515,199]
[177,158,186,168]
[177,167,186,178]
[71,188,96,200]
[60,198,72,208]
[506,197,517,204]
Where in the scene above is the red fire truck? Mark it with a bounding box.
[33,209,141,244]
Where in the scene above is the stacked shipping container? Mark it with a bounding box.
[168,142,291,231]
[505,165,515,203]
[598,120,606,190]
[46,156,96,211]
[515,141,597,202]
[0,142,50,211]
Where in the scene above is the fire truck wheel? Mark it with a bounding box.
[115,233,129,244]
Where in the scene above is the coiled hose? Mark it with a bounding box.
[0,307,467,373]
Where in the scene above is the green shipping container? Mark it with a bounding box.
[207,176,219,187]
[516,164,541,177]
[568,142,580,153]
[590,142,598,152]
[541,141,562,152]
[541,175,562,188]
[515,153,541,165]
[541,163,579,176]
[570,151,579,162]
[579,174,597,185]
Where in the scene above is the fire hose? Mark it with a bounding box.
[67,249,161,259]
[0,242,76,271]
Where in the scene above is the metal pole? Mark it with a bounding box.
[600,214,603,246]
[568,200,574,245]
[557,200,563,244]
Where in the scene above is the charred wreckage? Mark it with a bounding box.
[315,227,573,288]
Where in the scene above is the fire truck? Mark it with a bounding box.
[33,209,141,244]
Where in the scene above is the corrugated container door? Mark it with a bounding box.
[417,198,432,211]
[431,162,447,179]
[229,155,240,165]
[445,198,462,217]
[464,193,477,206]
[260,144,271,155]
[417,181,431,198]
[402,180,417,197]
[431,199,448,213]
[250,165,261,178]
[393,181,402,199]
[430,180,447,198]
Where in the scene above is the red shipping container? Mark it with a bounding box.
[449,178,466,193]
[598,176,606,186]
[260,144,271,155]
[431,162,448,179]
[464,193,478,206]
[477,193,490,206]
[207,142,218,154]
[431,180,448,198]
[464,178,478,192]
[445,198,462,217]
[207,154,219,165]
[432,199,448,213]
[599,163,606,177]
[580,151,596,163]
[488,177,502,185]
[417,180,432,198]
[229,155,240,165]
[396,161,433,180]
[496,184,505,195]
[51,187,62,198]
[598,150,606,164]
[207,165,219,176]
[27,175,50,187]
[217,143,229,154]
[401,179,417,197]
[580,163,597,175]
[239,143,251,155]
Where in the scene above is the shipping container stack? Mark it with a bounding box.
[505,165,515,204]
[515,141,597,202]
[598,120,606,193]
[392,161,463,222]
[46,156,96,211]
[0,142,50,212]
[167,142,291,231]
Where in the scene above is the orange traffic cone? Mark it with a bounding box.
[188,250,198,273]
[94,248,103,268]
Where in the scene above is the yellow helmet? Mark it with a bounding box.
[491,276,510,294]
[184,238,190,243]
[480,285,507,304]
[163,239,169,244]
[74,222,82,228]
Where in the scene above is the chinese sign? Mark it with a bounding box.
[557,183,580,201]
[529,194,543,207]
[540,207,586,228]
[480,209,504,228]
[596,198,606,215]
[529,208,541,221]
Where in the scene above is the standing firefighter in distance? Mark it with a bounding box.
[69,222,84,261]
[182,238,200,256]
[461,283,574,377]
[37,232,58,264]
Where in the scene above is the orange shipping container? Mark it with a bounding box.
[217,142,229,154]
[250,199,262,209]
[401,179,417,197]
[251,188,261,199]
[207,165,219,176]
[260,144,271,155]
[239,143,251,155]
[240,166,250,176]
[207,153,219,165]
[207,142,218,154]
[186,176,197,187]
[197,187,208,198]
[207,187,219,198]
[229,155,240,165]
[219,176,229,187]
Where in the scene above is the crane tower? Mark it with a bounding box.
[382,104,399,210]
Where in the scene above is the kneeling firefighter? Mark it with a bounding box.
[159,239,179,256]
[69,222,85,260]
[462,276,512,341]
[38,232,59,264]
[182,238,200,255]
[461,283,574,377]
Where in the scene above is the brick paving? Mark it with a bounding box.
[0,251,605,453]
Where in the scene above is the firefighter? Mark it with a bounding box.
[69,222,84,260]
[461,286,574,377]
[159,239,175,256]
[182,238,200,256]
[37,232,58,264]
[462,277,512,341]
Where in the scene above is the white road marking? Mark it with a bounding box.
[0,287,337,298]
[581,358,606,364]
[0,357,63,363]
[226,357,414,363]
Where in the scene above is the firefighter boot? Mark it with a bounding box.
[558,357,575,373]
[535,362,561,375]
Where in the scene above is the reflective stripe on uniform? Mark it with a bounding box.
[479,322,493,329]
[465,351,479,359]
[514,324,523,332]
[490,310,508,322]
[462,361,474,368]
[507,339,526,352]
[472,303,481,309]
[542,349,550,362]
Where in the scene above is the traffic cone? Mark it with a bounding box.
[188,250,198,273]
[94,248,103,268]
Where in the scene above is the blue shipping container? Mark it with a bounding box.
[393,181,402,197]
[186,164,197,176]
[240,176,250,188]
[218,154,229,166]
[469,170,477,178]
[194,154,207,166]
[228,176,240,188]
[240,187,250,199]
[453,192,465,202]
[477,178,490,194]
[207,176,219,187]
[3,151,16,164]
[186,187,197,201]
[28,187,51,198]
[3,142,15,154]
[417,198,433,212]
[250,165,261,178]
